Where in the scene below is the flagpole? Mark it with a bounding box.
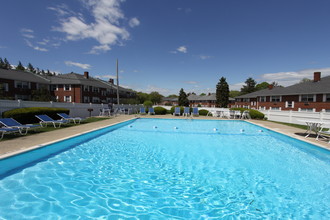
[116,59,120,104]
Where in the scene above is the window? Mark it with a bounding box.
[285,101,294,108]
[64,84,71,91]
[93,87,100,93]
[0,83,9,92]
[64,96,71,102]
[83,85,89,92]
[271,96,281,102]
[92,97,100,103]
[50,85,57,91]
[15,81,30,89]
[83,96,90,103]
[301,94,314,102]
[15,94,30,100]
[260,96,266,102]
[325,94,330,102]
[242,98,249,102]
[300,108,313,112]
[271,107,280,110]
[101,90,107,96]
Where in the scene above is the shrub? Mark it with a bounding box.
[230,108,265,120]
[154,107,167,115]
[143,100,153,108]
[2,107,70,124]
[199,109,210,116]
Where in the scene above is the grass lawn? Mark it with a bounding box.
[269,120,309,130]
[1,117,110,141]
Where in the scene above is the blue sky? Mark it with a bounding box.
[1,0,330,96]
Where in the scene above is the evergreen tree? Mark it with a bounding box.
[27,63,35,73]
[240,77,256,95]
[216,77,229,107]
[0,58,4,69]
[16,61,25,71]
[3,58,11,69]
[178,88,189,106]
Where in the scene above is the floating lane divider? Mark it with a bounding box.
[0,118,137,177]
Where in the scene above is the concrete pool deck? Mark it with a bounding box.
[0,114,329,159]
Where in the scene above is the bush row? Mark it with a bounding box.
[2,107,70,124]
[229,107,265,119]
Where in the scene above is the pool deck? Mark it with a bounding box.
[0,114,329,159]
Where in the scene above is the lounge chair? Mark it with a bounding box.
[57,113,82,124]
[35,115,68,128]
[0,127,20,140]
[0,118,41,135]
[173,107,181,116]
[148,107,155,115]
[317,123,330,143]
[140,107,146,114]
[183,107,190,117]
[241,110,251,119]
[192,107,199,116]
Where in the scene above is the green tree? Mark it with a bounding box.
[299,78,312,84]
[240,77,256,95]
[199,93,206,96]
[31,88,55,101]
[229,90,240,98]
[27,63,35,73]
[0,58,4,69]
[143,100,153,108]
[216,77,229,107]
[149,91,163,104]
[16,61,25,71]
[178,88,189,106]
[137,92,149,104]
[255,82,269,91]
[3,58,11,69]
[167,94,178,98]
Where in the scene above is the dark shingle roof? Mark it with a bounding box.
[236,76,330,98]
[0,69,50,84]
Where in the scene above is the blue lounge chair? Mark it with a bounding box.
[0,118,41,134]
[183,107,190,117]
[140,107,146,114]
[148,107,155,115]
[0,127,20,140]
[192,107,199,116]
[35,115,68,128]
[57,113,82,124]
[173,107,181,116]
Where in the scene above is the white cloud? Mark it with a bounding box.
[65,61,91,69]
[144,85,170,94]
[51,0,132,54]
[177,46,187,53]
[25,40,48,52]
[21,28,35,39]
[184,81,198,84]
[229,82,245,91]
[129,17,140,28]
[199,55,211,60]
[260,67,330,86]
[95,74,117,79]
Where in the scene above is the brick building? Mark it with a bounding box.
[233,72,330,112]
[0,69,136,103]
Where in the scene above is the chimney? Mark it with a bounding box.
[109,78,114,84]
[313,72,321,82]
[268,84,273,90]
[84,71,89,79]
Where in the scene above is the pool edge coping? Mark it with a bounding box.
[0,117,138,160]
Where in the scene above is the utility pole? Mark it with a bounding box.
[116,59,120,104]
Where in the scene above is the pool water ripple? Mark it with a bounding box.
[0,119,329,219]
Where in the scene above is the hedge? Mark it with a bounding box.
[230,108,265,120]
[199,109,210,116]
[154,107,167,115]
[2,107,70,124]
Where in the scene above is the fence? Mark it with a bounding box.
[0,100,143,118]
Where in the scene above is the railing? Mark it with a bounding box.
[0,100,143,118]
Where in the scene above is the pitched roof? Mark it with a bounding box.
[236,75,330,98]
[0,69,50,84]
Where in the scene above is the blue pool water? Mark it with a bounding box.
[0,119,329,219]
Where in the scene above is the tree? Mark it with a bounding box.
[240,77,256,95]
[178,88,189,106]
[255,82,270,91]
[229,90,240,98]
[216,77,229,107]
[16,61,25,71]
[31,88,55,101]
[137,92,149,104]
[299,78,312,84]
[27,63,35,73]
[200,93,206,96]
[167,94,178,98]
[149,91,163,104]
[3,58,11,69]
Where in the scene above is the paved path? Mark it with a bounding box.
[0,115,329,159]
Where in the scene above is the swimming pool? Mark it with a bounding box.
[0,118,329,219]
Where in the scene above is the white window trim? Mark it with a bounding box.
[64,84,71,91]
[64,96,72,102]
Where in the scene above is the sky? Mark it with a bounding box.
[1,0,330,96]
